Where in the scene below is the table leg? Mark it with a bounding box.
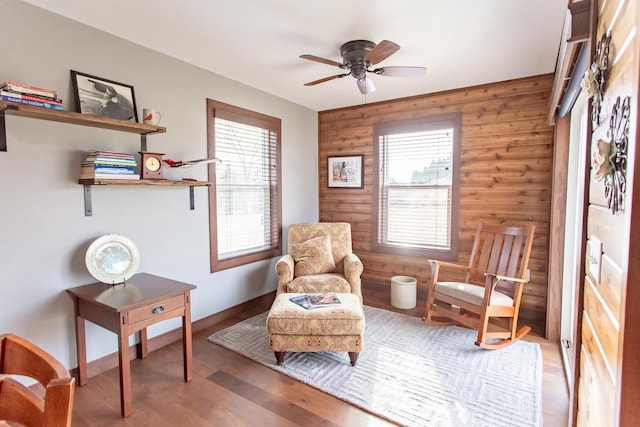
[183,292,193,382]
[74,299,88,386]
[136,328,148,359]
[118,315,132,417]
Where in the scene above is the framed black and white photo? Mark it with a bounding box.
[327,155,364,188]
[71,70,138,122]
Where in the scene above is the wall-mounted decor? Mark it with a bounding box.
[581,32,611,127]
[327,155,363,188]
[607,96,630,214]
[85,234,140,285]
[71,70,138,122]
[592,95,630,215]
[591,138,613,181]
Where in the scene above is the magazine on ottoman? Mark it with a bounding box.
[289,292,341,309]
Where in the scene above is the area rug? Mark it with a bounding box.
[208,306,542,427]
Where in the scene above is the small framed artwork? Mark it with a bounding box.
[327,155,364,188]
[70,70,138,121]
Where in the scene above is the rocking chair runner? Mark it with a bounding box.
[424,223,536,349]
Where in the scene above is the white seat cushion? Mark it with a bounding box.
[434,282,513,307]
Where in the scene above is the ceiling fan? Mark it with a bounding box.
[300,40,426,94]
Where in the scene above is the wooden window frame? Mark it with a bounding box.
[372,113,461,260]
[207,99,282,272]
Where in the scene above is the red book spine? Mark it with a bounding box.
[3,81,57,97]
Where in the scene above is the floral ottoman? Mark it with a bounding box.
[266,293,365,366]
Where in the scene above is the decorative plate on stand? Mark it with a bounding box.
[85,234,140,284]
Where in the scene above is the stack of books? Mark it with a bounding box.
[80,150,140,180]
[0,81,63,110]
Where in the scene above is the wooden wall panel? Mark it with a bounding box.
[579,315,616,424]
[598,254,623,323]
[584,276,620,377]
[586,204,627,265]
[576,0,638,424]
[318,75,554,326]
[578,347,611,426]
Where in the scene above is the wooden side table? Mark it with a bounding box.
[67,273,196,417]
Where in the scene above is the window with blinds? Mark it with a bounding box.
[373,114,460,259]
[207,100,281,272]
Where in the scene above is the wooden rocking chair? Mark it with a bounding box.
[424,223,535,349]
[0,333,75,427]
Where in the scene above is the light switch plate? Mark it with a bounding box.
[588,236,603,283]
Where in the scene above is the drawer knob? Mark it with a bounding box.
[152,304,165,314]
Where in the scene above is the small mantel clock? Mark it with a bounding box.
[139,151,165,180]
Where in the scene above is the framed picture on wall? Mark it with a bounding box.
[70,70,138,122]
[327,155,364,188]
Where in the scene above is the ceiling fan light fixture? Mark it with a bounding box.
[357,77,376,94]
[301,39,425,94]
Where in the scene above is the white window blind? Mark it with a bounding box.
[214,115,279,261]
[376,118,457,253]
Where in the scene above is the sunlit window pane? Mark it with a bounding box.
[374,115,460,258]
[208,100,281,271]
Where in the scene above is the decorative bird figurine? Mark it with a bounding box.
[163,157,221,167]
[162,157,221,181]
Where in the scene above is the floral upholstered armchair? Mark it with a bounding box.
[275,222,364,302]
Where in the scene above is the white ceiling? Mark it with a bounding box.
[21,0,568,112]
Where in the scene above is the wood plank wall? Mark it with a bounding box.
[318,75,554,326]
[576,0,638,425]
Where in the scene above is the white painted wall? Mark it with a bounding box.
[0,0,318,368]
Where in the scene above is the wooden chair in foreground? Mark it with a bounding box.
[424,223,536,349]
[0,333,75,427]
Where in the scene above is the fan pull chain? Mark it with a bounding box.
[362,92,368,119]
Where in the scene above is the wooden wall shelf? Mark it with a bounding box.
[0,101,210,215]
[78,179,210,187]
[0,100,165,141]
[0,101,165,152]
[80,179,212,216]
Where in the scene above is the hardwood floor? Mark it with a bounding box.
[70,282,569,426]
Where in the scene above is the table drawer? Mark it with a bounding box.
[128,294,185,324]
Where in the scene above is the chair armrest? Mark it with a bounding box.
[483,273,528,306]
[274,254,294,295]
[429,260,470,271]
[484,272,528,284]
[344,253,364,277]
[343,253,364,303]
[428,259,471,291]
